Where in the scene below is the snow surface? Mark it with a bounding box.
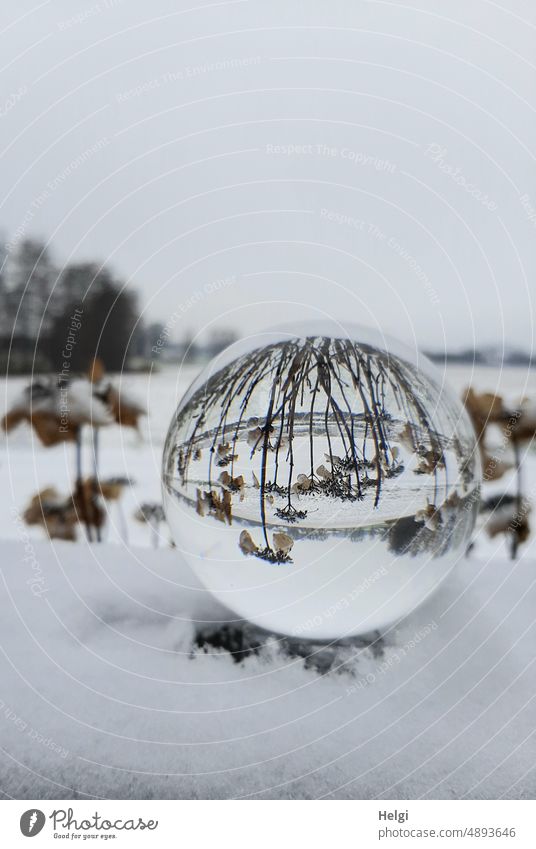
[1,364,535,799]
[0,537,534,800]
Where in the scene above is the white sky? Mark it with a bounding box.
[1,0,535,352]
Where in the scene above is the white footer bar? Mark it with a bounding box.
[2,799,535,847]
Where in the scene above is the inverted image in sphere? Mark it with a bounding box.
[162,324,480,640]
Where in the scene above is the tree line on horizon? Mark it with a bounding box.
[0,237,143,375]
[0,237,239,375]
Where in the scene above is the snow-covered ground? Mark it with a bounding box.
[0,364,535,799]
[0,538,535,799]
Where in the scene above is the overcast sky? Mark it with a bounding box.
[1,0,535,352]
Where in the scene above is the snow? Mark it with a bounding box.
[0,536,534,800]
[1,364,535,799]
[67,380,114,427]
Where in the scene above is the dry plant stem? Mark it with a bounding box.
[75,427,92,542]
[512,436,522,560]
[259,356,285,549]
[92,427,102,543]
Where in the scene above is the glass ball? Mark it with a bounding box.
[162,323,480,640]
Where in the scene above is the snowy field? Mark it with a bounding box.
[2,363,536,550]
[0,364,535,799]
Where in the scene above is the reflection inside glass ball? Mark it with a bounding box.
[162,328,480,640]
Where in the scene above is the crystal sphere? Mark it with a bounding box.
[162,323,480,640]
